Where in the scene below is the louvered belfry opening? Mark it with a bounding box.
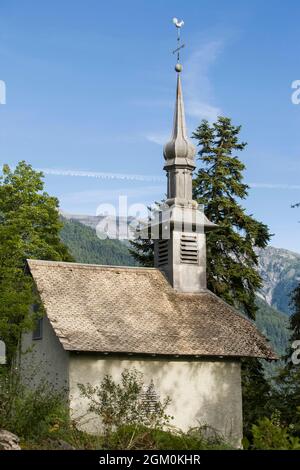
[158,239,168,266]
[180,234,198,264]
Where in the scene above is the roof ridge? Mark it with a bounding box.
[26,259,158,271]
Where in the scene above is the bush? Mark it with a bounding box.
[0,367,234,450]
[0,368,69,441]
[78,368,172,433]
[105,424,230,450]
[77,368,231,450]
[250,412,300,450]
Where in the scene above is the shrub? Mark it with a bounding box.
[78,368,172,446]
[0,368,69,441]
[105,424,230,450]
[251,412,300,450]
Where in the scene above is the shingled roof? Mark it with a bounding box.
[27,259,276,360]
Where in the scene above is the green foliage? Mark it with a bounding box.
[0,162,72,263]
[60,217,137,266]
[290,282,300,341]
[78,368,172,436]
[0,366,230,450]
[241,357,273,440]
[271,367,300,436]
[0,162,72,361]
[0,268,35,363]
[269,286,300,438]
[107,424,230,450]
[0,369,68,441]
[250,413,300,450]
[192,117,271,320]
[129,237,154,267]
[255,298,290,358]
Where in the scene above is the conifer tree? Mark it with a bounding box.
[129,237,154,267]
[192,117,272,437]
[192,117,270,319]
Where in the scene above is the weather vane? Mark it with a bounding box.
[172,17,185,72]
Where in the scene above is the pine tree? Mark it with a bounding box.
[0,161,73,362]
[192,117,273,438]
[192,117,270,319]
[129,208,155,267]
[129,237,154,267]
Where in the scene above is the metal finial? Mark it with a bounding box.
[172,17,185,71]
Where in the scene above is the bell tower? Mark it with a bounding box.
[152,18,216,293]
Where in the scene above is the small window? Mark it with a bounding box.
[32,318,43,340]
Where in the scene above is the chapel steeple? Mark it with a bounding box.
[152,18,216,293]
[163,71,196,206]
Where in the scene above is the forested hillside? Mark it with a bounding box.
[60,217,137,266]
[255,298,290,357]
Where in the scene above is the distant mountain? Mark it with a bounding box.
[256,246,300,315]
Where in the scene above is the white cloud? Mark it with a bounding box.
[186,100,222,123]
[249,183,300,190]
[145,133,169,146]
[59,186,165,205]
[184,41,223,122]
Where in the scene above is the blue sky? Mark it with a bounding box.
[0,0,300,251]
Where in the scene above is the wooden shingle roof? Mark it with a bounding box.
[27,259,276,360]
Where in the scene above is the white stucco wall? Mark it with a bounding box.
[20,316,69,392]
[69,355,243,447]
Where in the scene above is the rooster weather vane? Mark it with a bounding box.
[172,17,185,72]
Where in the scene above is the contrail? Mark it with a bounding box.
[40,169,300,190]
[249,183,300,190]
[37,168,165,183]
[3,165,300,189]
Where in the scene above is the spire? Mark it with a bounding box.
[163,72,196,166]
[151,18,217,293]
[163,66,196,206]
